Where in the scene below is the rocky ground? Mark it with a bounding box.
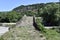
[2,26,46,40]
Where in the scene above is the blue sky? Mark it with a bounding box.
[0,0,59,11]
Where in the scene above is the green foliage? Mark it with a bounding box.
[24,11,36,16]
[0,37,4,40]
[36,18,60,40]
[36,18,46,32]
[6,11,22,22]
[41,3,60,26]
[0,11,22,23]
[13,2,59,16]
[13,2,60,25]
[44,29,60,40]
[0,2,60,25]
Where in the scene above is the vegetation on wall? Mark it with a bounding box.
[36,18,46,32]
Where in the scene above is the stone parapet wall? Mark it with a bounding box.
[16,15,42,27]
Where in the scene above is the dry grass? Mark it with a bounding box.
[2,26,45,40]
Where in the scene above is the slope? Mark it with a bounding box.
[2,26,46,40]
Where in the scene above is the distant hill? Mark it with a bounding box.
[13,2,60,13]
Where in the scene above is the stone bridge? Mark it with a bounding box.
[16,15,42,27]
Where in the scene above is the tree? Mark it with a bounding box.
[0,11,22,23]
[7,11,22,22]
[41,3,60,26]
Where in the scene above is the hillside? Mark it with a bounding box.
[13,2,59,13]
[0,2,60,23]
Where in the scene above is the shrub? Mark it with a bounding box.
[36,18,46,32]
[0,37,4,40]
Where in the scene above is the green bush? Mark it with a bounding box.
[36,18,46,32]
[0,37,4,40]
[44,29,60,40]
[0,11,22,23]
